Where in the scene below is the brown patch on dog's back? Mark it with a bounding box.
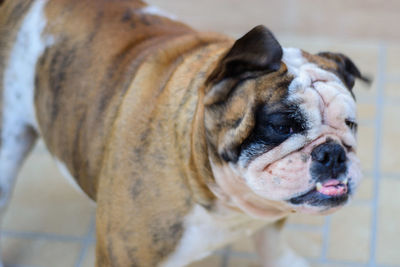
[34,0,194,199]
[27,1,233,265]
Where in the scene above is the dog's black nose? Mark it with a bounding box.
[311,142,347,178]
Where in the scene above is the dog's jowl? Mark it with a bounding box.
[0,0,368,266]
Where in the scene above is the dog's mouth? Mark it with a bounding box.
[288,178,350,207]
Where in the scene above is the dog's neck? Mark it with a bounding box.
[172,34,233,208]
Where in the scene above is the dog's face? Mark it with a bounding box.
[204,26,368,217]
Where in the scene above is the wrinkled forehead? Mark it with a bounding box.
[282,48,350,93]
[280,47,357,118]
[282,48,351,93]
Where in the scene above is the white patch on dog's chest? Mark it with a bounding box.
[161,204,266,267]
[2,0,53,133]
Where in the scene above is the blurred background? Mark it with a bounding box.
[2,0,399,266]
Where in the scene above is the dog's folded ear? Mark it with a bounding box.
[317,52,371,91]
[205,25,282,105]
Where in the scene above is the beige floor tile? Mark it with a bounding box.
[82,244,222,267]
[227,256,259,267]
[381,131,400,173]
[381,105,400,173]
[283,229,322,259]
[385,82,400,99]
[153,0,400,41]
[287,213,325,227]
[2,237,80,267]
[81,245,96,267]
[151,0,294,38]
[357,103,376,122]
[311,264,346,267]
[376,179,400,265]
[387,45,400,76]
[1,2,395,266]
[188,254,222,267]
[327,204,371,263]
[357,125,375,172]
[3,147,96,236]
[353,175,373,201]
[353,82,377,103]
[288,0,399,41]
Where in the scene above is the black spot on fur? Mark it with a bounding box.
[71,115,85,182]
[130,178,143,199]
[6,2,29,24]
[48,46,76,123]
[150,220,184,264]
[301,153,310,163]
[121,9,132,22]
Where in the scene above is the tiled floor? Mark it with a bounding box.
[2,1,400,267]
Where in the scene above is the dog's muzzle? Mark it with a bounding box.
[289,141,350,207]
[311,142,348,196]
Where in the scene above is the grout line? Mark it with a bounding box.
[385,98,400,105]
[309,258,368,267]
[320,215,331,262]
[368,42,386,267]
[1,230,84,243]
[380,173,400,179]
[361,170,400,180]
[229,251,373,267]
[74,216,96,267]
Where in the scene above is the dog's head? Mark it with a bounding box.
[204,25,369,217]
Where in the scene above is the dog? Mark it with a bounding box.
[0,0,369,266]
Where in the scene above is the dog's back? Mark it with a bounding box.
[0,0,195,199]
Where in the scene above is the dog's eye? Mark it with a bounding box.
[271,124,294,135]
[345,119,358,132]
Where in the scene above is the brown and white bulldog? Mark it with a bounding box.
[0,0,369,266]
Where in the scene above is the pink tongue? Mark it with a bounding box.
[317,179,347,196]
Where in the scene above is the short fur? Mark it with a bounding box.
[0,0,367,266]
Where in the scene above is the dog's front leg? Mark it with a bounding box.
[253,219,310,267]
